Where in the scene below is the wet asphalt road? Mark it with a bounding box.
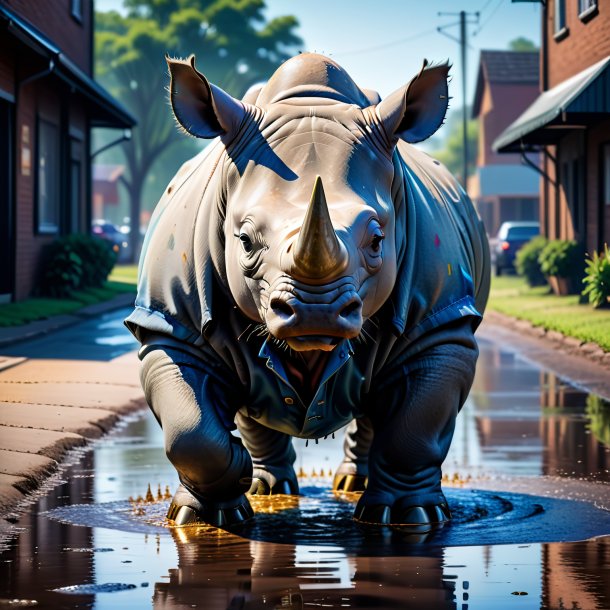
[1,308,609,609]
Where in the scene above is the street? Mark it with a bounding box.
[0,310,609,609]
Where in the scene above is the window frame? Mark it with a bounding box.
[554,0,569,41]
[36,117,60,235]
[70,0,83,24]
[578,0,598,22]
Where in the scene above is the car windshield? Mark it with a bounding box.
[506,226,539,239]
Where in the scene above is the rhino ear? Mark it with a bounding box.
[376,60,450,144]
[167,54,250,138]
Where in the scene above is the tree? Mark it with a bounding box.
[431,106,478,187]
[95,0,302,261]
[508,37,538,52]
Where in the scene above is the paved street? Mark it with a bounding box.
[0,308,145,531]
[0,313,608,609]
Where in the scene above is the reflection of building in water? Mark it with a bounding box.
[539,372,610,478]
[543,538,610,610]
[0,457,95,607]
[449,341,610,479]
[155,528,457,609]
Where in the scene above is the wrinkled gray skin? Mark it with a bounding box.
[126,53,490,529]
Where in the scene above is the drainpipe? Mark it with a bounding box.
[19,58,55,89]
[12,57,56,299]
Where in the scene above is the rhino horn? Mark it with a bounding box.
[292,177,347,280]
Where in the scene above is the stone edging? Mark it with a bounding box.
[485,310,610,369]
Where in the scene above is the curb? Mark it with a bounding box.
[485,310,610,370]
[0,291,136,348]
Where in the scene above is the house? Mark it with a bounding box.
[92,163,124,223]
[470,50,540,237]
[494,0,610,254]
[0,0,136,302]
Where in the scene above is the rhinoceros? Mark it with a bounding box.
[126,52,490,530]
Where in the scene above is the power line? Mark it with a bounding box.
[438,10,480,189]
[331,28,438,57]
[478,0,496,15]
[473,0,504,36]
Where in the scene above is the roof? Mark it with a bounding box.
[472,50,539,118]
[93,164,125,182]
[0,5,136,129]
[493,55,610,152]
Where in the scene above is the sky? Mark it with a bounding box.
[95,0,541,112]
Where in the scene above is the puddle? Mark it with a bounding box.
[1,338,609,609]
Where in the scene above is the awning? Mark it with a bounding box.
[0,5,136,129]
[493,55,610,152]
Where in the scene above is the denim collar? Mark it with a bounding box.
[258,338,354,392]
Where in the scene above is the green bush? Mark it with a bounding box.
[515,236,548,287]
[538,239,583,279]
[40,234,116,297]
[40,241,83,298]
[62,234,117,288]
[582,244,610,308]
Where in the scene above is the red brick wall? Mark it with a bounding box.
[479,81,540,166]
[2,0,92,74]
[545,0,610,88]
[13,59,63,300]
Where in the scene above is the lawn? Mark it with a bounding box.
[0,266,138,328]
[488,275,610,351]
[108,264,138,285]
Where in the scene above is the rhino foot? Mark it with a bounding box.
[332,473,368,492]
[354,500,451,532]
[248,477,299,495]
[167,484,254,527]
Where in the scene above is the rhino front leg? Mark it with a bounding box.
[139,341,253,527]
[235,412,299,495]
[355,338,478,529]
[333,416,374,492]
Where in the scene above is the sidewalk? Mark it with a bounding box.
[0,291,145,535]
[0,350,146,533]
[0,291,135,347]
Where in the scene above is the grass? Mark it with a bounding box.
[0,269,137,328]
[488,275,610,351]
[108,264,138,285]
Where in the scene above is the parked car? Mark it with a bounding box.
[92,220,129,262]
[492,221,540,276]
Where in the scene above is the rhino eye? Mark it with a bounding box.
[370,233,384,253]
[239,233,254,254]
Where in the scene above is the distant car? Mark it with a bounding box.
[92,220,129,261]
[492,221,540,276]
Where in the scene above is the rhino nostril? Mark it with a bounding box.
[339,300,361,319]
[270,299,295,320]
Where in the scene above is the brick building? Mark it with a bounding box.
[494,0,610,254]
[470,50,540,236]
[0,0,135,302]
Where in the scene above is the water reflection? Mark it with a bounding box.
[156,528,455,609]
[449,339,610,481]
[1,339,610,609]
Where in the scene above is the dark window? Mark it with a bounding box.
[603,144,610,207]
[578,0,597,19]
[37,119,60,234]
[70,139,82,233]
[0,98,14,299]
[506,226,540,240]
[554,0,566,33]
[71,0,83,22]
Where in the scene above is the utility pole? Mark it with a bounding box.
[438,10,479,190]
